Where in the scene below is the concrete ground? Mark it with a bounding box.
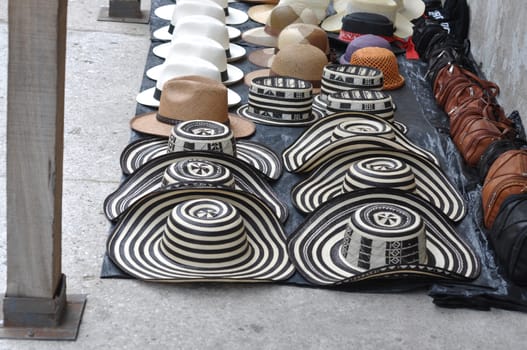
[0,1,526,349]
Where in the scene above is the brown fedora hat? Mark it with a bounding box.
[131,76,255,138]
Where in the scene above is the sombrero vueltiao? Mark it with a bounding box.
[104,151,288,223]
[282,111,439,173]
[291,148,467,222]
[288,188,481,286]
[108,187,294,282]
[121,120,283,180]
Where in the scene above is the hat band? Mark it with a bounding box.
[168,24,175,35]
[249,86,312,100]
[220,69,228,82]
[322,72,384,88]
[247,105,312,122]
[156,113,231,128]
[269,70,321,88]
[327,104,393,115]
[248,93,314,110]
[338,31,394,44]
[154,87,162,101]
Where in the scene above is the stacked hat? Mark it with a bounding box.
[290,148,467,221]
[153,1,241,41]
[153,15,246,63]
[248,23,330,68]
[244,43,328,91]
[248,0,330,25]
[325,89,395,122]
[339,34,392,64]
[121,119,283,180]
[146,36,244,87]
[237,76,324,126]
[350,47,405,90]
[338,12,395,43]
[154,0,249,26]
[313,64,385,111]
[242,5,320,48]
[104,151,288,223]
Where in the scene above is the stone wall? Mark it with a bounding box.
[467,0,527,127]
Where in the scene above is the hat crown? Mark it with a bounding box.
[155,59,221,90]
[158,75,228,124]
[331,119,396,141]
[166,37,227,71]
[162,159,235,188]
[341,157,417,193]
[277,23,330,54]
[340,203,427,270]
[265,5,320,35]
[161,198,253,268]
[174,15,229,49]
[172,1,225,25]
[350,47,404,90]
[348,0,398,22]
[168,120,236,155]
[270,43,328,83]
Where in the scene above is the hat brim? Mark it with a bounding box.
[146,63,244,86]
[281,112,438,173]
[247,4,274,24]
[130,109,254,139]
[244,69,321,94]
[242,27,278,48]
[153,4,175,21]
[153,42,246,63]
[153,24,241,41]
[291,148,466,221]
[287,188,480,286]
[320,12,346,33]
[383,73,405,90]
[108,187,295,282]
[120,136,283,180]
[236,103,324,127]
[104,151,288,222]
[225,7,250,25]
[248,47,276,68]
[136,86,242,109]
[393,13,414,39]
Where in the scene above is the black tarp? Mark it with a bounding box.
[101,0,527,312]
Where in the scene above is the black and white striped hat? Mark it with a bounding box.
[282,112,438,173]
[287,189,481,286]
[291,148,467,222]
[107,187,294,282]
[121,120,282,180]
[313,64,384,111]
[236,76,324,126]
[325,89,395,122]
[104,151,288,223]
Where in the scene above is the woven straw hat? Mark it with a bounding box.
[107,187,294,282]
[153,1,241,41]
[248,0,329,25]
[120,120,283,180]
[146,36,244,86]
[104,151,288,223]
[242,5,319,48]
[154,0,248,26]
[244,44,328,92]
[132,76,254,138]
[287,189,480,286]
[248,23,329,68]
[152,15,246,63]
[350,47,405,90]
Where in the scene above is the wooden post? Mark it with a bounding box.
[0,0,86,340]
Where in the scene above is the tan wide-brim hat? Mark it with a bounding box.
[131,76,255,138]
[242,5,319,48]
[248,23,330,68]
[244,43,328,93]
[248,0,330,25]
